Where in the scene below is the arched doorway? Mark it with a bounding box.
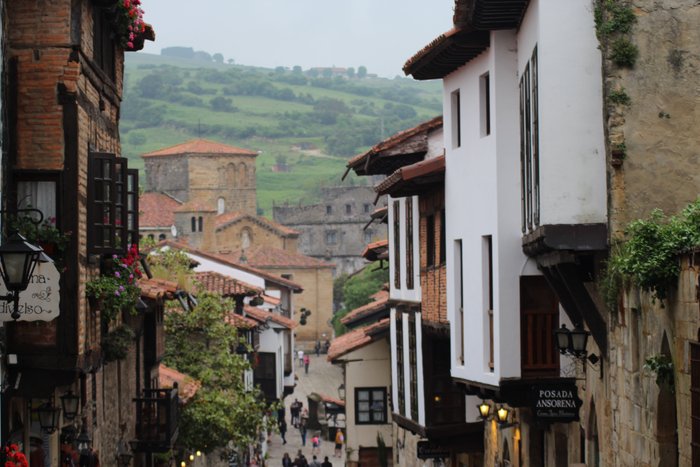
[588,400,599,467]
[656,333,678,467]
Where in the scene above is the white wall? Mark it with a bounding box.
[388,196,421,303]
[258,324,285,399]
[445,30,528,387]
[520,0,607,227]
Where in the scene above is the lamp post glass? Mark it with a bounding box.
[496,406,510,424]
[554,324,571,354]
[570,326,589,356]
[338,383,346,401]
[477,401,491,419]
[0,233,43,291]
[36,402,61,433]
[61,391,80,420]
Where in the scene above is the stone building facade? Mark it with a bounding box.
[142,139,258,216]
[272,186,386,278]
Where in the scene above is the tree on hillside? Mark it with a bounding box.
[322,68,333,78]
[333,265,389,335]
[210,96,235,112]
[227,58,235,65]
[164,292,275,452]
[293,65,303,74]
[346,67,355,78]
[138,73,165,98]
[213,53,224,64]
[357,66,368,78]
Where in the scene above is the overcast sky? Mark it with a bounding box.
[139,0,455,78]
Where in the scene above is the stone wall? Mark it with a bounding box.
[273,186,385,277]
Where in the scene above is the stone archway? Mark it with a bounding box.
[656,333,678,467]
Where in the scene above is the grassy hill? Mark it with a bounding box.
[121,52,442,215]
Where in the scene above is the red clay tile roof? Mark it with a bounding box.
[263,294,281,306]
[194,271,262,297]
[403,27,490,80]
[340,290,390,326]
[375,155,446,197]
[159,364,201,404]
[142,139,258,158]
[216,212,300,236]
[225,312,260,329]
[139,278,179,301]
[140,193,182,228]
[327,318,390,361]
[243,305,297,329]
[156,240,304,292]
[316,393,345,408]
[345,117,442,178]
[175,201,217,213]
[219,246,335,270]
[361,239,389,261]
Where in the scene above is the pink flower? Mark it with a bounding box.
[127,42,134,49]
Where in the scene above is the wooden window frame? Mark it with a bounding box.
[451,89,461,148]
[426,214,436,267]
[396,312,404,415]
[408,314,418,421]
[393,201,401,289]
[355,387,388,425]
[406,198,414,289]
[480,72,491,137]
[93,6,116,82]
[439,209,446,264]
[520,47,540,233]
[88,153,138,256]
[325,230,337,245]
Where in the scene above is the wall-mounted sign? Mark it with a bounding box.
[531,381,582,422]
[417,441,450,459]
[0,261,60,322]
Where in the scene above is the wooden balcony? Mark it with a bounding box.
[520,276,559,378]
[132,387,179,452]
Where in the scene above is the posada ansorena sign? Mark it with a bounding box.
[530,381,583,422]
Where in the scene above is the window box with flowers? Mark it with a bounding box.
[113,0,148,50]
[86,245,143,323]
[9,214,71,260]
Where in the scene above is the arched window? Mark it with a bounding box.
[158,233,166,241]
[148,234,154,240]
[218,197,225,214]
[198,216,203,232]
[191,217,196,232]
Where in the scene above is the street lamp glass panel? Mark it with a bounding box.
[61,391,80,420]
[477,401,491,419]
[570,326,589,355]
[496,406,509,424]
[338,383,346,400]
[36,402,60,433]
[554,324,571,354]
[0,233,42,291]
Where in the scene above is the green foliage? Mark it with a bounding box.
[608,88,631,106]
[604,200,700,304]
[595,0,636,37]
[610,38,639,68]
[102,326,135,362]
[644,354,674,391]
[333,265,389,335]
[128,131,147,145]
[164,292,275,451]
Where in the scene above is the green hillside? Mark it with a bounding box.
[121,52,442,215]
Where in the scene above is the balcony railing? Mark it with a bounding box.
[132,387,179,452]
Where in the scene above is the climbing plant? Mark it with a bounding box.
[601,199,700,308]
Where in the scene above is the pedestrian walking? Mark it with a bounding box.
[279,419,287,445]
[282,452,292,467]
[298,349,304,367]
[290,399,301,427]
[277,404,285,423]
[314,341,321,357]
[333,428,344,458]
[308,455,321,467]
[299,421,306,446]
[311,434,320,456]
[300,407,309,428]
[294,450,308,467]
[321,457,332,467]
[303,354,310,374]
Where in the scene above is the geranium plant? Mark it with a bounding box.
[115,0,146,50]
[86,245,143,322]
[1,444,28,467]
[9,214,71,255]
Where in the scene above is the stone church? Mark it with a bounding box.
[139,139,334,346]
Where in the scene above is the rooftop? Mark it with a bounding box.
[340,289,390,327]
[158,364,201,404]
[194,271,262,297]
[142,139,258,158]
[139,192,182,228]
[218,245,335,270]
[327,318,390,361]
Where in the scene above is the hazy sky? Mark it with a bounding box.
[139,0,455,77]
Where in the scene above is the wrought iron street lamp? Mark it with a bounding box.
[477,400,492,420]
[36,400,61,433]
[61,390,80,421]
[496,405,510,425]
[338,383,346,401]
[0,232,43,320]
[554,323,599,364]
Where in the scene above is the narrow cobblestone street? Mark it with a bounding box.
[266,354,346,466]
